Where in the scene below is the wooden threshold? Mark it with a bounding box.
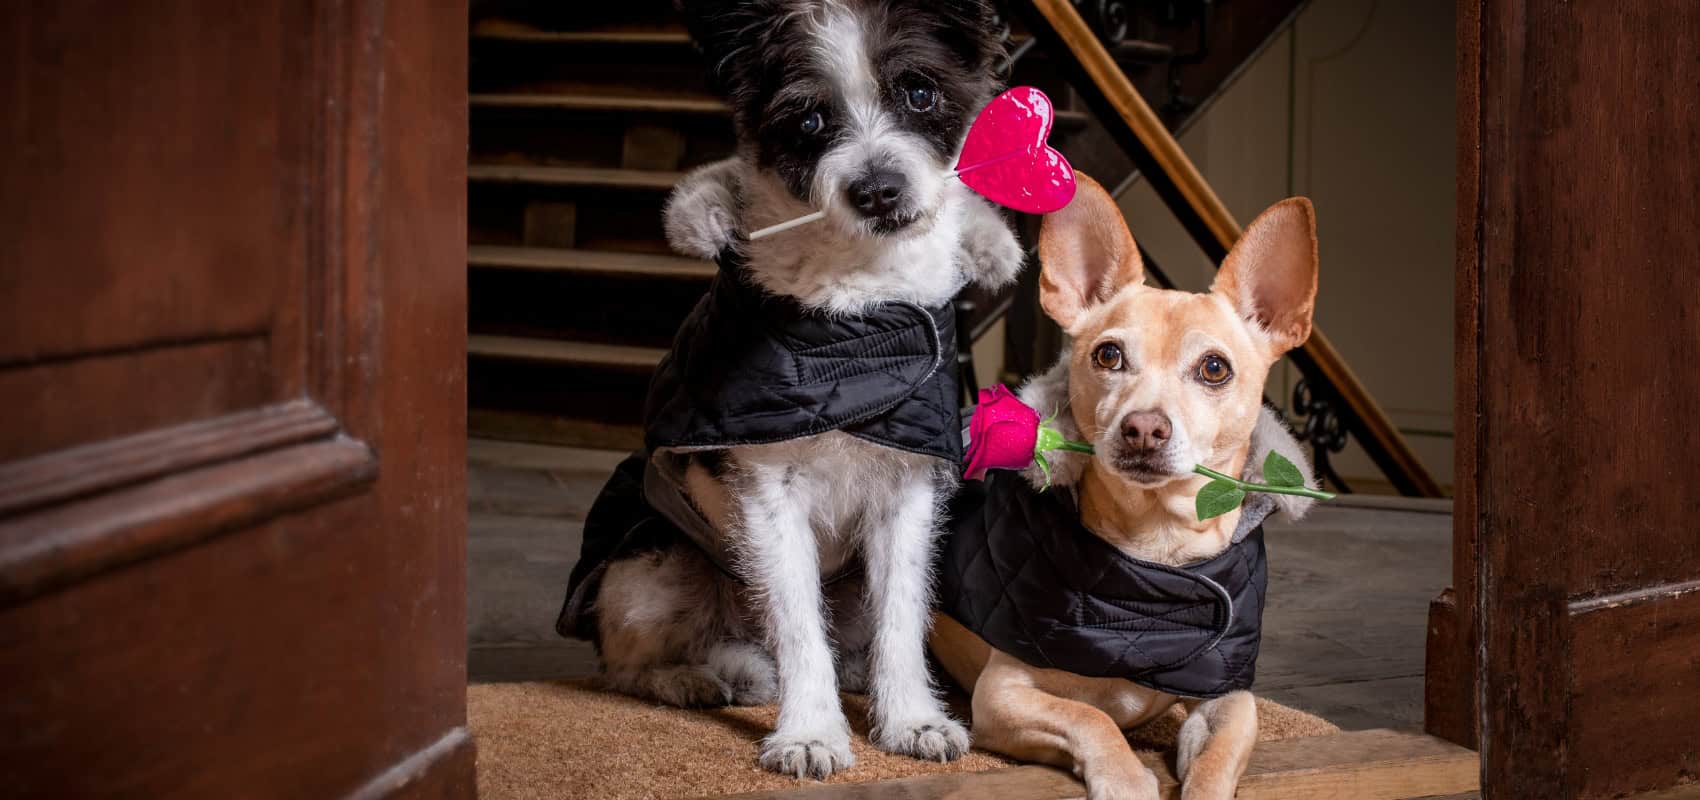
[469,245,715,280]
[467,164,683,191]
[705,729,1478,800]
[468,335,665,370]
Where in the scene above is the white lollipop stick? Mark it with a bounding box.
[745,148,1033,241]
[747,210,827,240]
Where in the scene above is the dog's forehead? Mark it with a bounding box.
[1080,286,1260,360]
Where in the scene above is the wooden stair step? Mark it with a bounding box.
[470,25,1171,62]
[471,22,1172,71]
[467,410,645,453]
[469,245,715,279]
[468,165,684,191]
[468,335,666,370]
[472,92,726,115]
[471,91,1087,130]
[472,27,691,46]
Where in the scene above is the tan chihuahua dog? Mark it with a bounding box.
[930,175,1320,800]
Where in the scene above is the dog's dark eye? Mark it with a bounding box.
[905,85,937,112]
[1092,342,1124,371]
[1197,354,1233,386]
[799,111,824,135]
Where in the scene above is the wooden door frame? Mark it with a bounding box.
[1430,1,1700,797]
[1421,0,1484,755]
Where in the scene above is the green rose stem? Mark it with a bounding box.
[1029,422,1336,520]
[1191,463,1338,501]
[1031,424,1097,487]
[1035,426,1095,455]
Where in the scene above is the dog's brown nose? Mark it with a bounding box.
[1121,411,1172,451]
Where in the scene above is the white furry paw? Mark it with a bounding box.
[961,202,1024,288]
[872,716,970,763]
[663,160,742,259]
[758,727,855,780]
[665,198,736,260]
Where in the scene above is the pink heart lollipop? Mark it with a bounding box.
[955,87,1077,215]
[747,86,1076,239]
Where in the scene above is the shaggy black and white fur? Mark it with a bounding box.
[589,0,1023,781]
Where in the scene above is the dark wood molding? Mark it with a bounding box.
[1423,589,1477,749]
[1566,590,1700,797]
[1568,579,1700,617]
[1426,0,1483,752]
[344,728,476,800]
[0,400,340,517]
[0,437,376,606]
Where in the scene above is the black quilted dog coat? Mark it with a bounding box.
[940,471,1268,698]
[643,254,961,461]
[558,253,963,642]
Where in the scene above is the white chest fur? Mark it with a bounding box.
[724,432,943,575]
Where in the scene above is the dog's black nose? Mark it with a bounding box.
[1121,411,1173,451]
[847,171,907,218]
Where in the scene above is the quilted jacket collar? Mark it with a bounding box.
[939,472,1268,698]
[642,253,962,461]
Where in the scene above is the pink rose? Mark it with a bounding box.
[964,385,1042,480]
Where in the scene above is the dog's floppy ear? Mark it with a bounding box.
[926,0,1004,74]
[675,0,768,99]
[1037,173,1145,330]
[1210,198,1319,353]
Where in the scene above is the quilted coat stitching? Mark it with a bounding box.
[940,473,1266,698]
[643,254,961,459]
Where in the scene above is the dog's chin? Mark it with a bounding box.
[1108,452,1185,488]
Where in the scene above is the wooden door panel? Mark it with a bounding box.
[0,0,310,366]
[1568,590,1700,798]
[0,0,470,796]
[0,489,465,798]
[0,337,278,460]
[0,0,358,596]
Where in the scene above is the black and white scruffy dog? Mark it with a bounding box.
[576,0,1023,781]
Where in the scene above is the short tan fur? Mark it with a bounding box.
[930,174,1319,800]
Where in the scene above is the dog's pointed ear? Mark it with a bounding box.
[1038,174,1144,330]
[1211,198,1319,353]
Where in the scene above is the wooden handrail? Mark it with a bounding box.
[1021,0,1444,497]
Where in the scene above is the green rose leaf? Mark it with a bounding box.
[1263,450,1305,488]
[1196,479,1248,521]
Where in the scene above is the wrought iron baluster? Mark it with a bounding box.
[1292,378,1352,493]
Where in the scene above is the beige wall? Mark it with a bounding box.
[1115,0,1456,490]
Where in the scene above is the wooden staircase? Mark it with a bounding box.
[467,3,731,449]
